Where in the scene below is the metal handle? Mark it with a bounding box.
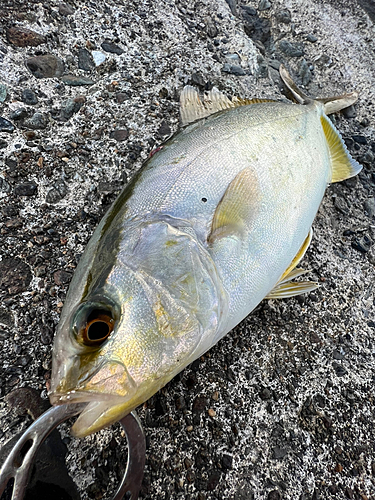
[0,404,146,500]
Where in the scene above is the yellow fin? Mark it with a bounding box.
[208,168,260,244]
[180,86,274,126]
[278,229,313,283]
[321,115,362,183]
[266,279,319,299]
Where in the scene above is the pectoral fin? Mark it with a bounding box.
[321,115,362,183]
[208,168,260,244]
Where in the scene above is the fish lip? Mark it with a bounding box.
[49,388,128,407]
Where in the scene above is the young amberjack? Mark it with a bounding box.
[50,66,362,437]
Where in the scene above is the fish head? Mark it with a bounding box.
[50,218,222,437]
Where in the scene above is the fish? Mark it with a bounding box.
[49,66,362,437]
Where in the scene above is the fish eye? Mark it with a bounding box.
[73,303,116,347]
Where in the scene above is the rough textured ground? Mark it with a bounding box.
[0,0,375,499]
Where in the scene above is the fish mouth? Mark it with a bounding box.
[49,360,138,437]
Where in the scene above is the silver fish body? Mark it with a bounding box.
[50,82,361,436]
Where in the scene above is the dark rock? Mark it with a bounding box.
[57,96,85,121]
[272,447,288,459]
[205,17,218,38]
[10,108,28,120]
[260,387,272,400]
[268,491,281,500]
[22,88,38,105]
[242,10,271,45]
[175,395,186,410]
[0,83,7,102]
[46,179,68,203]
[351,235,372,253]
[14,182,38,196]
[116,92,131,103]
[222,63,246,75]
[206,470,221,490]
[0,117,14,132]
[26,55,65,79]
[342,105,357,119]
[352,135,367,145]
[242,5,257,16]
[78,48,95,71]
[157,121,171,137]
[332,349,345,360]
[279,40,304,57]
[364,197,375,217]
[7,27,45,47]
[192,396,208,414]
[0,177,11,193]
[258,0,272,11]
[53,270,72,285]
[225,0,237,16]
[0,258,32,295]
[306,34,318,42]
[275,9,292,23]
[101,41,124,55]
[299,59,312,85]
[221,454,232,470]
[110,128,129,141]
[61,75,95,86]
[59,2,74,15]
[24,112,48,130]
[0,139,7,149]
[332,361,347,377]
[235,482,255,500]
[190,72,206,88]
[358,0,375,22]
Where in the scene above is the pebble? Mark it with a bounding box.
[157,121,171,137]
[275,9,292,23]
[78,48,95,71]
[24,112,48,130]
[0,177,11,193]
[192,396,208,413]
[53,270,73,285]
[92,50,106,66]
[101,41,124,55]
[332,361,347,377]
[26,55,65,79]
[272,446,288,459]
[222,63,246,75]
[61,75,95,86]
[46,179,68,203]
[59,2,75,15]
[110,128,129,141]
[351,235,372,253]
[6,27,45,47]
[0,83,7,102]
[0,257,32,295]
[299,59,312,85]
[258,0,271,11]
[58,96,85,122]
[306,34,318,42]
[0,139,8,149]
[14,182,38,196]
[352,134,367,145]
[10,108,28,121]
[0,117,14,132]
[208,408,216,417]
[116,92,130,103]
[22,88,38,105]
[267,491,281,500]
[364,198,375,217]
[278,40,304,57]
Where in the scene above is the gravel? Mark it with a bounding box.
[0,0,375,499]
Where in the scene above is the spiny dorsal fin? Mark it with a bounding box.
[321,115,362,182]
[208,168,261,244]
[180,86,274,126]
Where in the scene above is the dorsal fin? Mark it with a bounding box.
[180,86,274,126]
[279,64,359,114]
[320,115,362,182]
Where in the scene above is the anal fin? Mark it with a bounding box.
[266,229,318,299]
